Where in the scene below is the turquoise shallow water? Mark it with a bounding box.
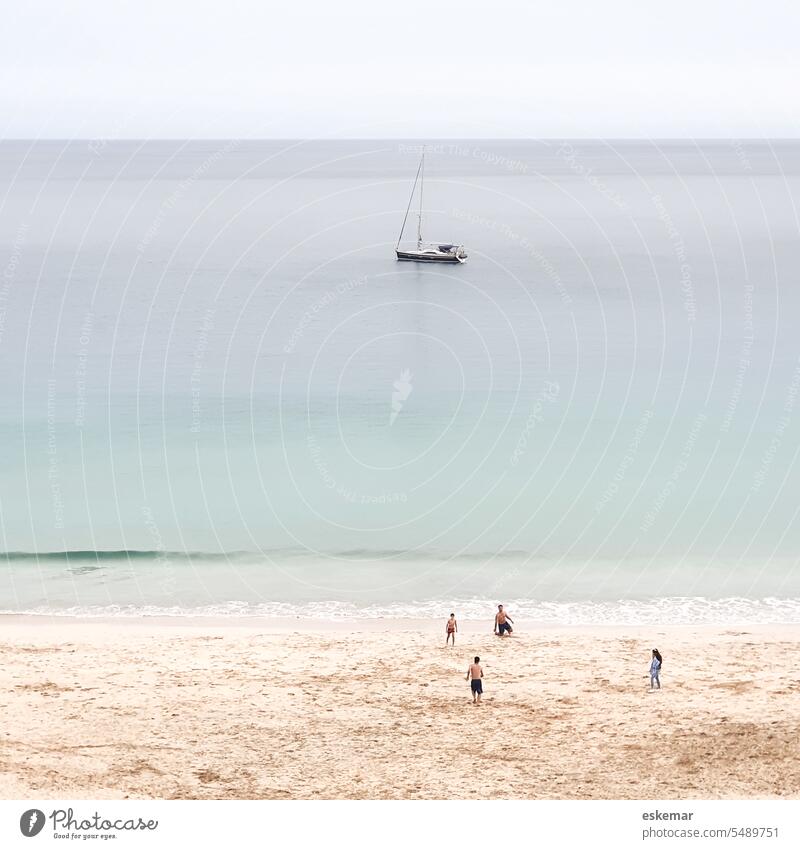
[1,140,800,618]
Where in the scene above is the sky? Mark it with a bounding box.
[1,0,798,138]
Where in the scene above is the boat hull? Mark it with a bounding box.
[395,249,465,264]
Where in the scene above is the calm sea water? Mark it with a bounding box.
[1,139,800,621]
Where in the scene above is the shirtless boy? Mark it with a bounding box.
[445,613,458,646]
[466,655,483,704]
[494,604,514,636]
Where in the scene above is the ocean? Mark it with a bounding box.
[1,139,800,622]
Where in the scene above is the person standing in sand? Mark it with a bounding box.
[494,604,514,636]
[445,613,458,646]
[466,655,483,704]
[649,648,663,690]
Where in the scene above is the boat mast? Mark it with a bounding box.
[417,146,425,248]
[396,148,425,250]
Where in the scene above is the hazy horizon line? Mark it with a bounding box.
[2,137,800,144]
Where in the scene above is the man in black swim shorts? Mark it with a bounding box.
[494,604,514,636]
[466,656,483,704]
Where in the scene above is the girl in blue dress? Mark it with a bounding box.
[650,648,663,690]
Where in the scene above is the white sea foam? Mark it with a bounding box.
[2,597,799,624]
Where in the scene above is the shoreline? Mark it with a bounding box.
[2,614,799,633]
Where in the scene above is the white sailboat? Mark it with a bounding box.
[395,147,467,264]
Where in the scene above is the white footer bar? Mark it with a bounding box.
[2,800,797,849]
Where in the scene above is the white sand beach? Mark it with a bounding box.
[1,618,798,799]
